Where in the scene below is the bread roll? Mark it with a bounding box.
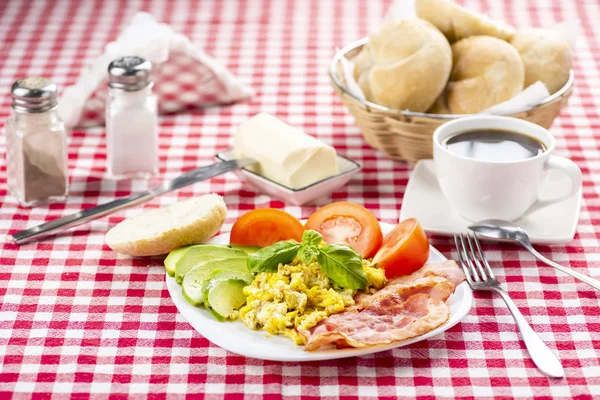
[427,93,452,114]
[105,194,227,256]
[511,28,572,94]
[353,19,452,112]
[415,0,514,43]
[430,36,524,114]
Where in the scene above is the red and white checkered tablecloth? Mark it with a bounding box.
[1,0,600,398]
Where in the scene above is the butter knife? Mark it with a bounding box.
[11,158,257,245]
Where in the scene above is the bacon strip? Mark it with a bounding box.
[354,275,455,310]
[301,261,464,351]
[303,290,450,350]
[387,260,466,287]
[353,260,464,309]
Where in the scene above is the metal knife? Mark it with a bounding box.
[11,158,257,245]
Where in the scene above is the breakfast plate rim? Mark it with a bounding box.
[166,221,473,362]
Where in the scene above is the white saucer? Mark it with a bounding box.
[400,160,582,244]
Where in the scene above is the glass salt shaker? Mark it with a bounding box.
[5,77,69,207]
[106,56,159,179]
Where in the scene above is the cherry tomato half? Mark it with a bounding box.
[230,208,304,248]
[304,202,383,258]
[373,218,429,278]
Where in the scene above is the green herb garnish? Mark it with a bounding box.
[317,244,367,289]
[246,229,366,289]
[247,241,301,273]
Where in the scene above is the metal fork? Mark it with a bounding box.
[454,232,564,378]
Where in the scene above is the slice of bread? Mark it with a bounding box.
[105,194,227,256]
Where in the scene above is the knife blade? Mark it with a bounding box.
[11,158,257,245]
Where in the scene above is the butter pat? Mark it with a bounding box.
[234,113,338,189]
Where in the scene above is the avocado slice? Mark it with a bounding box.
[174,245,246,284]
[201,268,254,320]
[205,279,248,321]
[164,246,190,277]
[228,245,261,255]
[182,258,251,306]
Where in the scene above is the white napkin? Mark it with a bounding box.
[483,82,550,115]
[59,12,252,128]
[549,20,578,51]
[384,0,416,23]
[338,0,575,115]
[340,55,365,101]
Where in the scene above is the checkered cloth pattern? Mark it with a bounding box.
[1,0,599,398]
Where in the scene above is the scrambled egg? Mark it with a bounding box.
[238,258,386,345]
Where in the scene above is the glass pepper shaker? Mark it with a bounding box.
[5,77,69,207]
[106,56,159,179]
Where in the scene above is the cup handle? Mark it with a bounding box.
[527,155,582,215]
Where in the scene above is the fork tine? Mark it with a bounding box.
[459,233,480,281]
[454,234,474,285]
[467,232,488,280]
[472,232,496,280]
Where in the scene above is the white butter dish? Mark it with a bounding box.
[216,148,361,205]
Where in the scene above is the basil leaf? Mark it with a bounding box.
[298,245,319,264]
[247,241,301,273]
[302,230,323,247]
[317,244,367,290]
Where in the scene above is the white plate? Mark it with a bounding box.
[166,221,473,362]
[216,149,361,206]
[400,160,582,245]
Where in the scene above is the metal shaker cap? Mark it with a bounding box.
[11,77,58,113]
[108,56,152,91]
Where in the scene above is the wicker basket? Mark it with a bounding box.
[329,38,574,164]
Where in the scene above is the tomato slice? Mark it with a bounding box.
[230,208,304,248]
[373,218,429,278]
[304,202,383,258]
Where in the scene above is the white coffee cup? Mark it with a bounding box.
[433,116,582,222]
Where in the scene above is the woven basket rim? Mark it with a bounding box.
[330,37,575,120]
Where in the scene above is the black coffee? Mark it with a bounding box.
[444,129,546,162]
